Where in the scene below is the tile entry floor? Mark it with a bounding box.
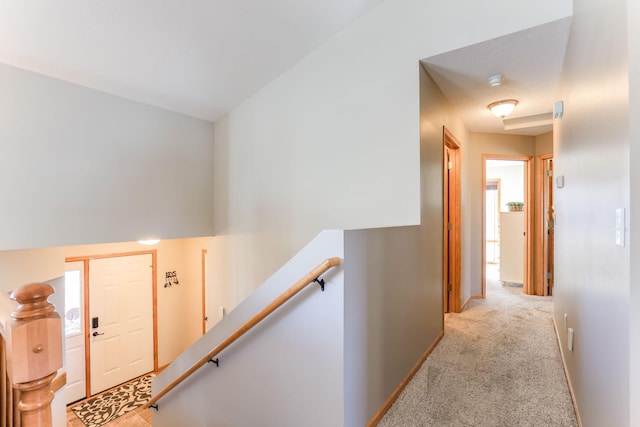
[66,405,152,427]
[65,372,154,427]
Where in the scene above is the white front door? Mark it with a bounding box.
[65,261,86,404]
[89,254,153,395]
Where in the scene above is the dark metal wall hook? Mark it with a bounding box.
[207,358,220,367]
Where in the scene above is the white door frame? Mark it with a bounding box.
[64,261,87,403]
[482,155,534,296]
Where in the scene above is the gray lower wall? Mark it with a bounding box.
[418,63,465,308]
[344,225,443,426]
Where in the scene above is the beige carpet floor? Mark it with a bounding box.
[378,269,578,427]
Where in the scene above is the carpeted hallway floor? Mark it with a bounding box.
[378,266,578,427]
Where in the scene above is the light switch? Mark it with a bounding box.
[616,208,625,247]
[219,306,225,318]
[568,328,574,352]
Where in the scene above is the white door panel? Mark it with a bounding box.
[90,254,153,395]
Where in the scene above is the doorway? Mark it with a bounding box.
[89,254,154,395]
[443,127,461,313]
[65,250,158,398]
[482,155,534,296]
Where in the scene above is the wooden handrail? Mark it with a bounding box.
[145,257,341,409]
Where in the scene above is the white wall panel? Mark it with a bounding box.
[213,0,572,308]
[0,63,215,250]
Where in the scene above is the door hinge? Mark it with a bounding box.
[546,220,554,229]
[546,272,553,280]
[447,161,453,170]
[447,222,453,231]
[447,283,452,292]
[546,169,553,177]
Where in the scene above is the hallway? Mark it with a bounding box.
[378,269,577,426]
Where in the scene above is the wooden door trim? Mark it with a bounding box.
[65,250,158,397]
[535,153,554,296]
[66,250,156,262]
[443,145,450,313]
[525,157,534,294]
[83,259,90,399]
[201,249,208,335]
[482,154,534,296]
[444,127,461,313]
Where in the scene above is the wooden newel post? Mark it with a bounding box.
[9,283,62,427]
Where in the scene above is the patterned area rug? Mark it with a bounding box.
[71,374,154,427]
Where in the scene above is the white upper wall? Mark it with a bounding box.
[0,62,215,251]
[213,0,573,301]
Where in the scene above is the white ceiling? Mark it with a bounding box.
[0,0,384,122]
[422,18,572,136]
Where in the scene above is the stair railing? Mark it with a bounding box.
[0,283,63,427]
[145,256,341,410]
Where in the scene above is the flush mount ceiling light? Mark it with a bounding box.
[138,239,160,245]
[488,99,518,118]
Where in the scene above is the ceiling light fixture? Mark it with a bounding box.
[488,99,518,118]
[138,239,160,245]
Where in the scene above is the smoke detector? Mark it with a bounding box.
[488,75,504,87]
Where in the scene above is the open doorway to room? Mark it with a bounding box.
[65,251,157,400]
[60,236,212,403]
[419,18,570,303]
[482,155,534,296]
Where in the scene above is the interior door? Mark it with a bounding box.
[89,254,153,395]
[65,261,86,404]
[544,158,555,295]
[443,128,461,313]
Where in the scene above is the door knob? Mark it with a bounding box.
[92,331,104,337]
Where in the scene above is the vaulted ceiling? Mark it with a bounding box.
[1,3,571,135]
[0,0,384,122]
